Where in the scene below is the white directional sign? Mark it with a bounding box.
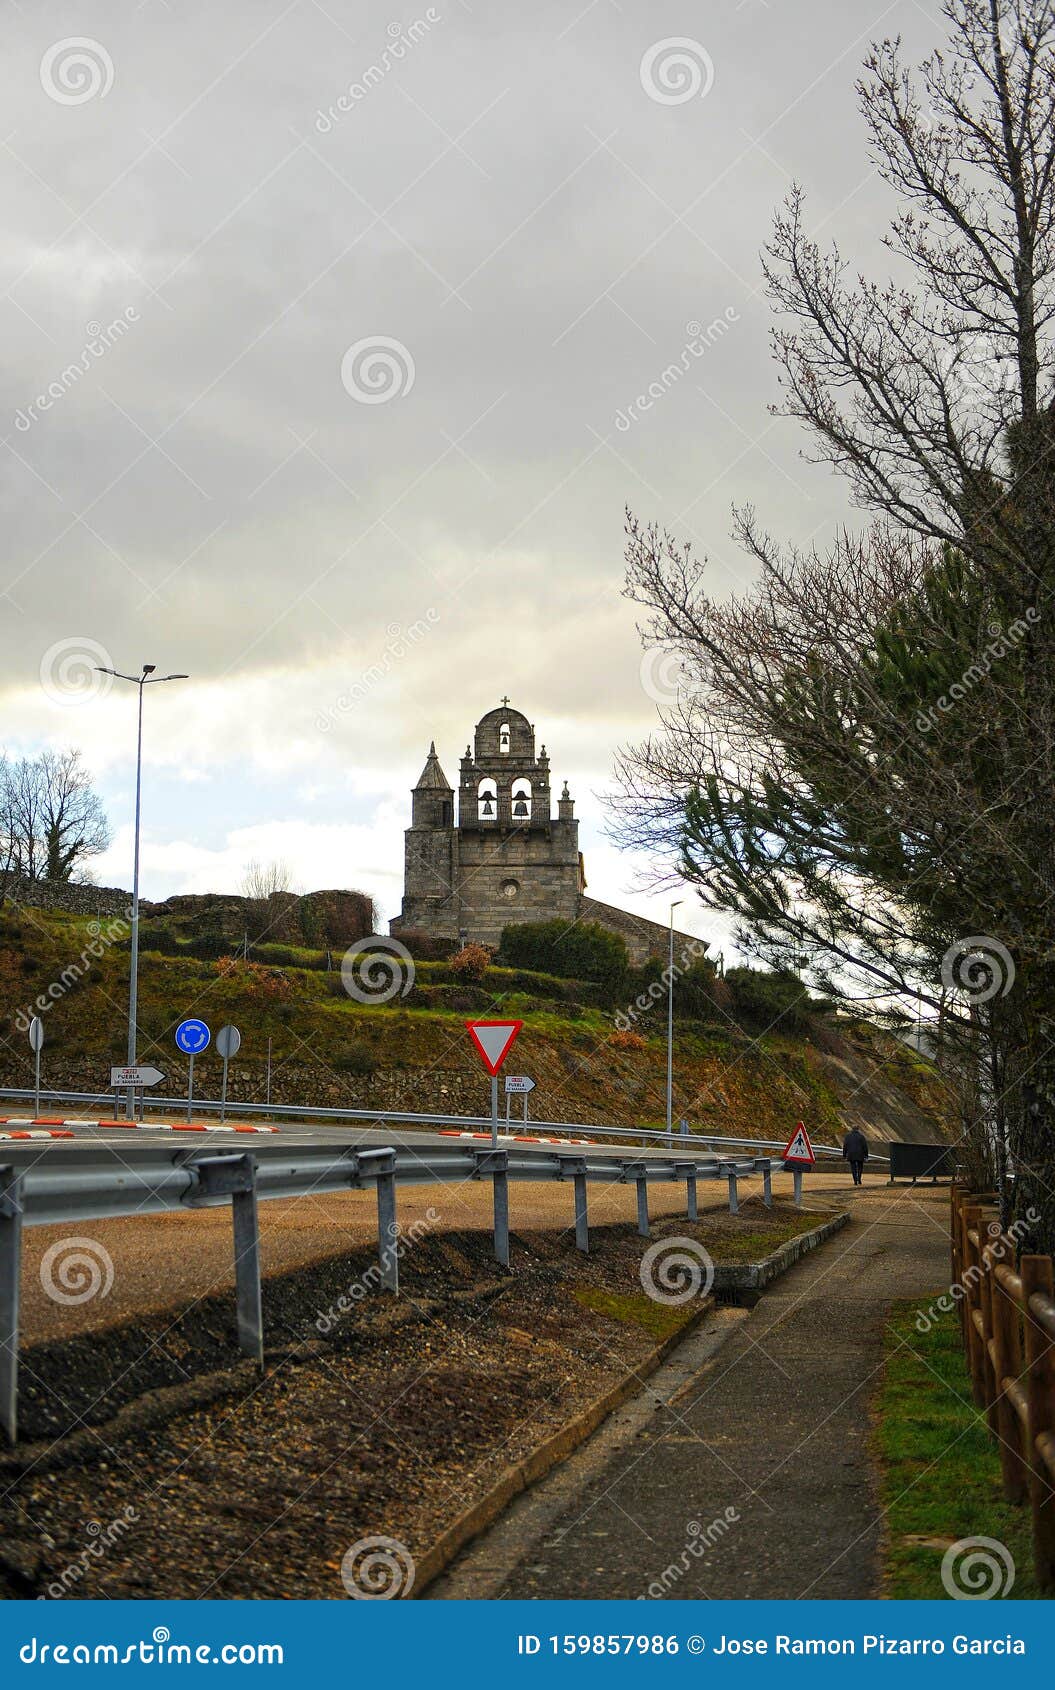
[466,1019,522,1076]
[110,1065,165,1089]
[504,1074,535,1095]
[782,1122,816,1165]
[28,1017,44,1053]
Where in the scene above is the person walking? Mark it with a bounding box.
[842,1126,869,1185]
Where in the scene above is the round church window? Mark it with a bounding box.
[501,878,520,899]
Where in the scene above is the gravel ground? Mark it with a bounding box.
[0,1198,828,1601]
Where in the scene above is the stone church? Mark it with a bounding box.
[390,701,702,965]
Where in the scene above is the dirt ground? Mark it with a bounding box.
[0,1195,830,1601]
[17,1167,859,1346]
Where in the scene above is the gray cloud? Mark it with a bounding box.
[0,0,935,925]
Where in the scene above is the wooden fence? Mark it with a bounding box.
[950,1184,1055,1591]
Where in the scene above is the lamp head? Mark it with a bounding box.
[143,663,156,676]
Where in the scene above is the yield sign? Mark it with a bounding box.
[782,1121,816,1165]
[466,1019,523,1076]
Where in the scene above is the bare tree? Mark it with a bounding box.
[0,749,109,884]
[241,859,295,901]
[36,749,109,881]
[613,1,1055,1244]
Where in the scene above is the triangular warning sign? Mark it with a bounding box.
[466,1019,523,1076]
[782,1121,816,1165]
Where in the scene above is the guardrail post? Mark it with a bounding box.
[758,1159,773,1209]
[375,1155,399,1294]
[474,1150,509,1268]
[493,1158,509,1268]
[575,1171,589,1253]
[792,1168,803,1208]
[726,1167,739,1215]
[675,1162,697,1221]
[191,1154,263,1368]
[232,1166,263,1367]
[0,1167,23,1445]
[1021,1254,1055,1590]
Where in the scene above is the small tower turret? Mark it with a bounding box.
[411,742,453,828]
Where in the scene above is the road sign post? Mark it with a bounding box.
[27,1018,44,1116]
[215,1025,241,1124]
[175,1020,211,1122]
[466,1021,523,1149]
[505,1074,534,1128]
[781,1121,816,1208]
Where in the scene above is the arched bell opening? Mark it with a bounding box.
[511,777,532,823]
[477,777,498,821]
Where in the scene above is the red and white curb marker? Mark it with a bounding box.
[0,1117,278,1136]
[439,1129,590,1146]
[0,1129,75,1140]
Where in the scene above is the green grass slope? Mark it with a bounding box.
[0,904,950,1146]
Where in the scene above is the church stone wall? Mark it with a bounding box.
[578,897,707,968]
[454,822,580,947]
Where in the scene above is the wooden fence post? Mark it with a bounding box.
[963,1205,988,1408]
[978,1212,1002,1435]
[993,1253,1030,1506]
[1021,1255,1055,1592]
[957,1194,972,1347]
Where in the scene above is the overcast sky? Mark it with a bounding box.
[0,0,940,951]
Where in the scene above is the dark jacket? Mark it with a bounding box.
[842,1128,869,1162]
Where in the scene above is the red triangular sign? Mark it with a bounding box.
[782,1122,815,1165]
[466,1019,523,1076]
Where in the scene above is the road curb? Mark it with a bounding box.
[413,1209,849,1596]
[712,1209,851,1293]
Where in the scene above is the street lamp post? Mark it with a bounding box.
[97,663,188,1117]
[666,898,683,1140]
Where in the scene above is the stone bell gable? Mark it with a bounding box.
[391,699,703,964]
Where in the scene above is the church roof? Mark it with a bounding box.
[414,742,452,792]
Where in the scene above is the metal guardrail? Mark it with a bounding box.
[0,1135,800,1444]
[0,1085,890,1163]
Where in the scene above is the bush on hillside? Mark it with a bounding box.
[725,966,813,1035]
[331,1040,379,1075]
[214,957,293,998]
[609,1028,646,1051]
[448,942,492,981]
[498,919,628,987]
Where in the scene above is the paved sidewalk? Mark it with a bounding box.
[435,1183,951,1600]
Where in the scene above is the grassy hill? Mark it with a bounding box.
[0,901,950,1147]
